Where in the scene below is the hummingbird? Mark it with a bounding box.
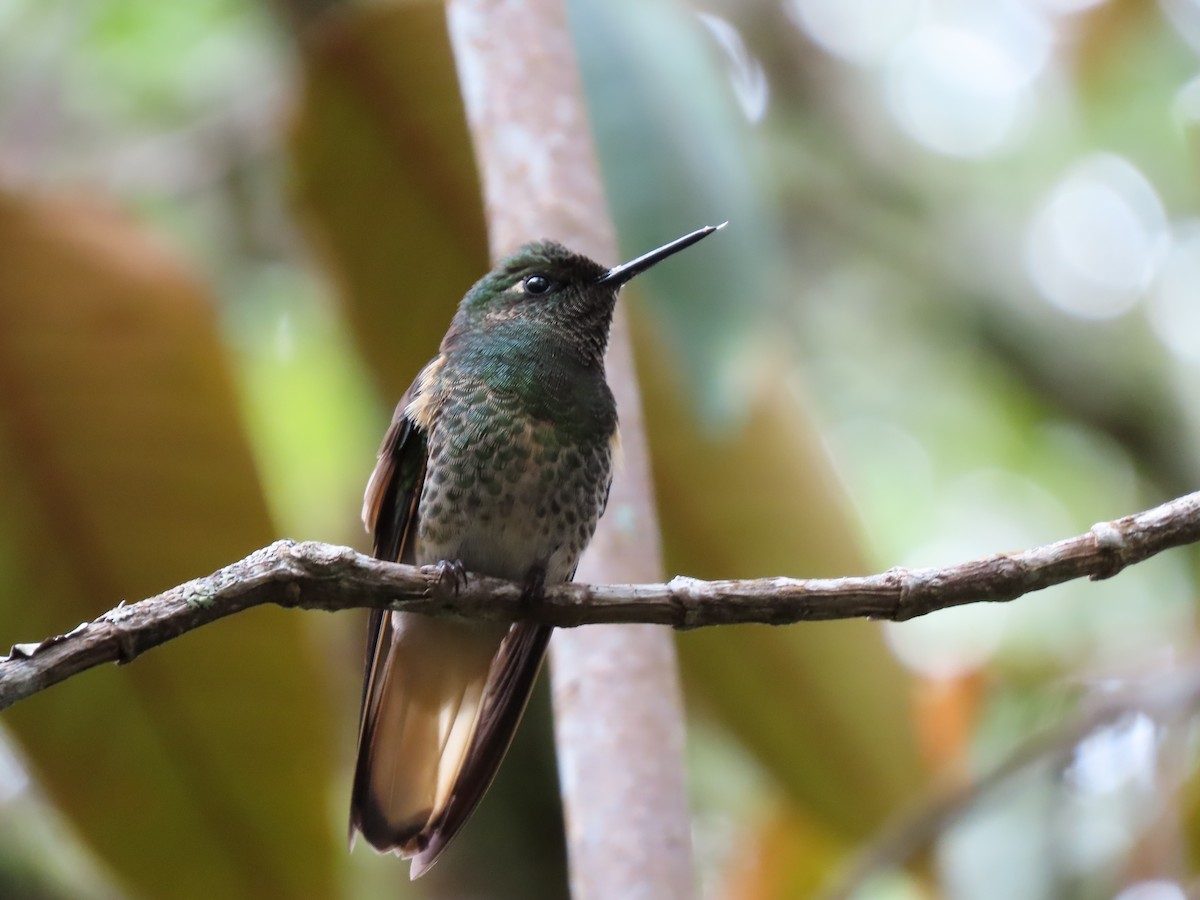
[350,223,724,878]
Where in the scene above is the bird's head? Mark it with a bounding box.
[453,224,726,339]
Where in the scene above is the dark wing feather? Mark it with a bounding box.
[351,384,428,827]
[362,383,426,565]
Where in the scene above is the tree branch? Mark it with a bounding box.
[2,491,1197,713]
[822,663,1200,899]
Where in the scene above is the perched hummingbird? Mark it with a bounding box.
[350,223,724,877]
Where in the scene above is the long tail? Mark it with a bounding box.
[350,612,551,878]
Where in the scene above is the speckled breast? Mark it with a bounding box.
[415,378,614,586]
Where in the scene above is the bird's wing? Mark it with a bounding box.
[352,371,559,877]
[355,381,426,713]
[350,382,431,840]
[362,383,426,565]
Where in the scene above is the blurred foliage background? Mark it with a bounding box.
[1,0,1198,897]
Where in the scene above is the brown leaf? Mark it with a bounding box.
[288,1,488,396]
[0,189,338,899]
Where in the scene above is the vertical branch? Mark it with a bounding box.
[444,2,695,898]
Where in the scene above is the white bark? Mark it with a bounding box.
[445,2,696,897]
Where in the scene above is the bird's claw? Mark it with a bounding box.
[434,559,469,595]
[519,565,546,614]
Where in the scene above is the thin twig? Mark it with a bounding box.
[821,667,1200,899]
[1,491,1198,713]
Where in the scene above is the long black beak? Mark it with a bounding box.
[596,222,727,287]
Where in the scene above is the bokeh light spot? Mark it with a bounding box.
[1161,0,1200,55]
[1148,222,1200,364]
[1026,154,1169,319]
[1065,711,1159,795]
[1115,881,1187,900]
[1031,0,1110,14]
[786,0,920,66]
[885,25,1030,158]
[885,601,1008,680]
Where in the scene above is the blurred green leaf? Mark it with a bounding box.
[570,0,787,412]
[0,189,338,899]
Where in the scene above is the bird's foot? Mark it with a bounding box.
[433,559,468,595]
[519,565,546,615]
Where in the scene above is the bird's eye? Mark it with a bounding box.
[523,275,552,296]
